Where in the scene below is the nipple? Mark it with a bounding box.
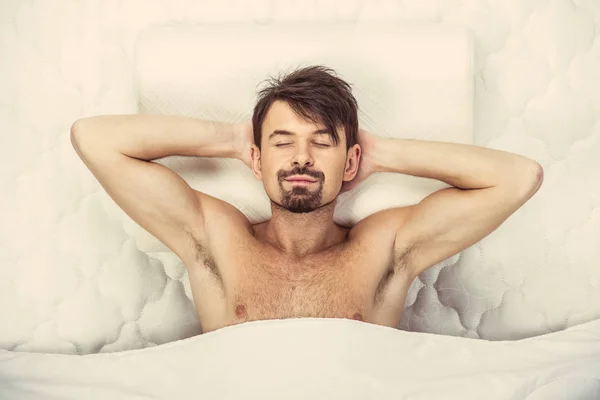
[352,312,363,321]
[235,304,247,319]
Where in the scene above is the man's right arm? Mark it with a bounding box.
[70,114,241,262]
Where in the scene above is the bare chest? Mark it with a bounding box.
[230,247,372,323]
[186,230,411,333]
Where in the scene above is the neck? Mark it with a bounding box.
[260,199,347,259]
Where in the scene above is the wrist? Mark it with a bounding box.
[231,120,254,166]
[194,120,240,159]
[230,122,242,157]
[368,135,391,174]
[224,121,241,159]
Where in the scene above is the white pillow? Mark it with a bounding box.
[134,23,473,226]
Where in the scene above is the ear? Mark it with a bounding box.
[250,144,263,181]
[343,144,361,181]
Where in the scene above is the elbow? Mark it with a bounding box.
[70,120,82,148]
[497,160,544,200]
[521,162,544,199]
[70,118,95,147]
[70,119,97,155]
[529,161,544,187]
[533,162,544,193]
[518,158,543,184]
[534,162,544,183]
[70,119,86,141]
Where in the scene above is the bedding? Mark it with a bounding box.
[1,318,599,399]
[0,0,598,359]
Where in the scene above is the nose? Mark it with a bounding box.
[291,143,314,168]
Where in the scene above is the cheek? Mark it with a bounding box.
[322,162,346,186]
[331,158,348,175]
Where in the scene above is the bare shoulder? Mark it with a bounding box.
[348,207,411,242]
[348,206,415,264]
[198,191,252,227]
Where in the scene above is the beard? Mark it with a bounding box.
[279,181,323,213]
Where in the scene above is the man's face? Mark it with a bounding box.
[251,100,351,214]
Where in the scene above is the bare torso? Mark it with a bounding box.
[181,207,413,334]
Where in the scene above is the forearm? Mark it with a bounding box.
[71,114,239,161]
[371,137,542,190]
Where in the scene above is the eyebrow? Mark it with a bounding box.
[268,129,332,141]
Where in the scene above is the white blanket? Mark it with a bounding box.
[1,318,599,399]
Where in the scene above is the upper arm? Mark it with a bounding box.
[395,167,543,281]
[71,128,207,261]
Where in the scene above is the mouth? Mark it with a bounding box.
[285,176,318,183]
[285,179,316,185]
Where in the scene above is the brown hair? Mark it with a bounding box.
[252,65,358,152]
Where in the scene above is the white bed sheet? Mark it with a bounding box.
[1,318,599,399]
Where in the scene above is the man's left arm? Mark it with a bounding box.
[367,135,543,281]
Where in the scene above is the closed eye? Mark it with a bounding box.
[275,143,330,147]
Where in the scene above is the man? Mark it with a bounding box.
[70,65,543,334]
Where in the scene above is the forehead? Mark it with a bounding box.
[263,100,319,128]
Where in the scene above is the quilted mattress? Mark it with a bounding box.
[0,0,599,368]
